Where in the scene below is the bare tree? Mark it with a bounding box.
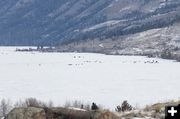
[0,99,12,117]
[14,98,54,108]
[46,100,54,108]
[14,99,27,108]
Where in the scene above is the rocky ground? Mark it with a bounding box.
[4,100,180,119]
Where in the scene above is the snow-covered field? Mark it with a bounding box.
[0,47,180,109]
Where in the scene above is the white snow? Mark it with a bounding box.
[13,0,34,9]
[133,117,154,119]
[67,107,87,111]
[83,20,121,32]
[0,47,180,109]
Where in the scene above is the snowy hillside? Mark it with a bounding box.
[0,0,180,46]
[59,21,180,61]
[0,47,180,109]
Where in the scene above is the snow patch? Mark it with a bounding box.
[83,20,121,32]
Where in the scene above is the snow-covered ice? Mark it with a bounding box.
[0,47,180,109]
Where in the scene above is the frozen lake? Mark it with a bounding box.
[0,47,180,109]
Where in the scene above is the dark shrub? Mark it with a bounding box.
[115,100,133,112]
[91,102,99,111]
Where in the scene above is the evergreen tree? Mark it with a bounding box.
[91,102,99,110]
[115,100,133,112]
